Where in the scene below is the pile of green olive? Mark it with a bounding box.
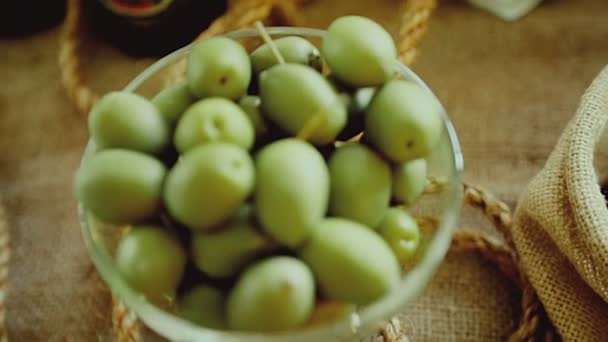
[75,16,443,332]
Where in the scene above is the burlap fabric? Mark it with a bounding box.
[512,66,608,341]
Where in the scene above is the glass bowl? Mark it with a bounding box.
[78,27,464,342]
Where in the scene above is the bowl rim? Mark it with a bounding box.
[79,26,464,341]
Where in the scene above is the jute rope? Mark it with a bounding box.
[56,0,549,341]
[60,0,99,115]
[112,296,141,342]
[58,0,434,112]
[460,183,546,342]
[0,203,9,342]
[398,0,437,65]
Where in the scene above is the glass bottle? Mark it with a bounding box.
[86,0,227,57]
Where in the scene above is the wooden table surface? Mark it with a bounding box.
[1,0,607,340]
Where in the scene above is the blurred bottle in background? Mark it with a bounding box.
[0,1,67,38]
[86,0,228,57]
[468,0,542,21]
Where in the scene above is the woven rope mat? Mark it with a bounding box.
[0,0,560,341]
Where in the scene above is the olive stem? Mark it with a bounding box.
[296,112,324,141]
[347,132,364,143]
[255,21,285,65]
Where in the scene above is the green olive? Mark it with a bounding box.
[88,92,170,154]
[226,256,315,332]
[116,226,186,306]
[187,37,251,100]
[377,208,421,264]
[178,285,226,329]
[191,221,271,278]
[255,139,329,247]
[174,98,254,153]
[350,87,376,113]
[152,80,196,125]
[259,64,347,145]
[393,158,427,205]
[250,36,322,73]
[75,149,166,224]
[328,144,391,228]
[338,92,352,109]
[300,218,400,305]
[323,16,397,87]
[238,95,268,136]
[164,143,254,231]
[366,80,443,162]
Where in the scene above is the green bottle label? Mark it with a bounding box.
[99,0,175,18]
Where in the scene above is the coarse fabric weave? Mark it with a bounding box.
[512,66,608,341]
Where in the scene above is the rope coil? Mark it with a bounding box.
[58,0,435,111]
[56,0,549,341]
[461,183,540,342]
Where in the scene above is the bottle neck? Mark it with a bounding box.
[86,0,227,57]
[97,0,177,18]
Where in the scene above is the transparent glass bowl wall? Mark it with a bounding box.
[78,27,464,342]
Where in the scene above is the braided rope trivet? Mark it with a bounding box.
[105,187,549,341]
[374,182,547,342]
[462,184,548,341]
[0,203,9,342]
[58,0,434,111]
[56,0,550,341]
